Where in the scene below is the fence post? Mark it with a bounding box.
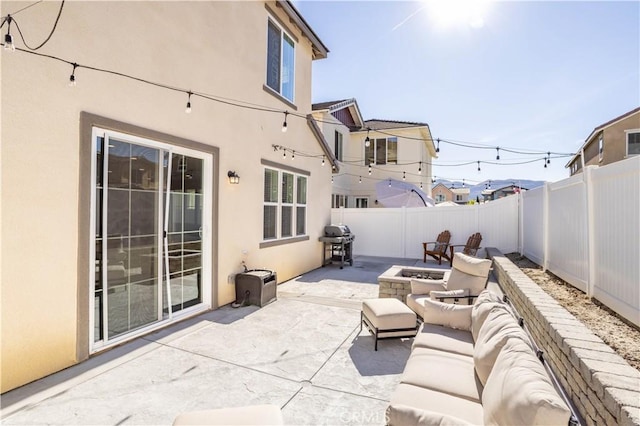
[542,182,550,272]
[584,166,596,298]
[518,191,524,255]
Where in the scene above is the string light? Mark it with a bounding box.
[418,162,422,174]
[359,176,362,183]
[462,179,466,188]
[282,150,286,159]
[368,164,372,175]
[331,176,334,184]
[68,62,77,87]
[436,138,440,153]
[364,128,370,147]
[477,161,481,173]
[3,16,15,52]
[420,182,423,189]
[281,111,288,133]
[321,156,325,166]
[496,147,500,160]
[547,152,551,164]
[291,151,295,160]
[544,158,547,168]
[403,171,406,181]
[388,179,391,188]
[185,91,192,114]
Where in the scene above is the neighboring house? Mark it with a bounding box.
[566,107,640,176]
[482,185,527,202]
[312,99,437,208]
[1,0,332,392]
[432,183,454,204]
[450,186,471,205]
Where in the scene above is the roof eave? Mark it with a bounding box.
[278,1,329,60]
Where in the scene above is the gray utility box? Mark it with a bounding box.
[234,269,277,307]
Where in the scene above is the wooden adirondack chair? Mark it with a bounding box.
[448,232,482,266]
[422,230,451,265]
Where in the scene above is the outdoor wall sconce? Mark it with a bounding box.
[227,171,240,184]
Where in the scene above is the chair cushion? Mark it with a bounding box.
[422,298,473,331]
[388,383,484,425]
[412,323,475,356]
[410,278,446,295]
[482,338,571,425]
[471,291,510,341]
[386,404,474,426]
[406,294,428,318]
[452,252,492,277]
[400,347,482,403]
[473,307,532,385]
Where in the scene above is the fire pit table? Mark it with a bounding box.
[377,266,446,303]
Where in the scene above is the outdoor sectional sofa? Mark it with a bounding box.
[386,289,574,425]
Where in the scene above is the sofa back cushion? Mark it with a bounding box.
[482,338,571,425]
[470,291,506,341]
[422,298,473,331]
[473,307,532,385]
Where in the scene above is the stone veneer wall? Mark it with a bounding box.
[487,248,640,426]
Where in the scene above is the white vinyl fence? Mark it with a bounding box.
[331,156,640,327]
[522,156,640,327]
[331,195,519,259]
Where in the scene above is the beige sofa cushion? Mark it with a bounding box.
[400,347,482,402]
[410,278,446,295]
[482,338,571,425]
[452,252,492,276]
[388,383,484,425]
[362,298,416,330]
[412,323,475,356]
[470,291,509,341]
[406,294,428,318]
[386,404,474,426]
[473,307,532,385]
[173,405,283,425]
[422,298,473,331]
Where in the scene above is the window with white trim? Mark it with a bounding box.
[335,131,343,161]
[263,167,306,240]
[355,197,368,208]
[598,136,604,162]
[332,194,347,208]
[365,137,397,165]
[627,130,640,156]
[266,18,295,102]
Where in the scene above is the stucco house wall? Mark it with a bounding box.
[1,0,331,392]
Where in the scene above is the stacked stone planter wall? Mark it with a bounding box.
[487,248,640,426]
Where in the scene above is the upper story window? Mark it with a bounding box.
[266,19,295,103]
[335,131,343,161]
[365,137,397,165]
[598,136,604,162]
[263,167,306,240]
[435,193,446,203]
[627,130,640,156]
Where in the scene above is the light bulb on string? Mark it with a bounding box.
[544,158,547,168]
[364,128,370,147]
[420,182,423,189]
[496,147,500,160]
[462,179,466,188]
[418,162,422,174]
[547,152,551,164]
[185,91,192,114]
[388,179,391,188]
[359,176,362,184]
[368,165,372,175]
[436,138,440,153]
[321,156,325,166]
[477,161,481,173]
[69,63,78,87]
[281,111,288,133]
[3,16,16,52]
[291,151,295,160]
[403,171,406,181]
[331,176,334,184]
[282,150,286,159]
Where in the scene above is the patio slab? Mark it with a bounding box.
[1,256,435,425]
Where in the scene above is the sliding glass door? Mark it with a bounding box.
[91,129,212,350]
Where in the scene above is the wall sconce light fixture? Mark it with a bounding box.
[227,171,240,184]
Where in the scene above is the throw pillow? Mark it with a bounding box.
[422,297,473,331]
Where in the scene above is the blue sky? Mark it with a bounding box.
[294,0,640,183]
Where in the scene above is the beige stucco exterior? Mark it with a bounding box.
[1,1,331,393]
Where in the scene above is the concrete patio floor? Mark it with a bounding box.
[2,256,449,425]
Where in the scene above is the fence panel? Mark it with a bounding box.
[332,207,405,257]
[477,196,519,254]
[546,175,589,292]
[591,157,640,326]
[522,186,545,265]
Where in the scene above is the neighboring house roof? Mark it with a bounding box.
[362,119,430,131]
[312,98,365,130]
[565,106,640,168]
[450,187,470,195]
[277,0,329,60]
[432,183,453,193]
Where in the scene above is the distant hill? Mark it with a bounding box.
[432,179,545,202]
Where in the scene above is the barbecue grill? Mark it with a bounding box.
[319,225,355,268]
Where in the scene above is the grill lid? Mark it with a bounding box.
[324,224,351,237]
